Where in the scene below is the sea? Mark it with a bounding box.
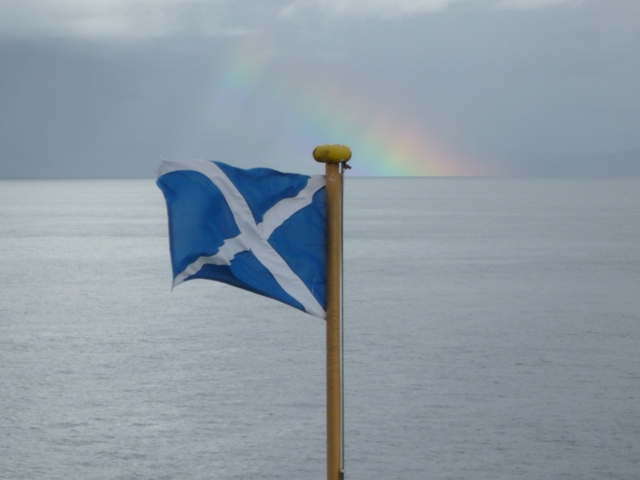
[1,177,639,480]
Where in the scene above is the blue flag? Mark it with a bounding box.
[157,159,326,318]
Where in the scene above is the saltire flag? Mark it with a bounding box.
[157,159,326,318]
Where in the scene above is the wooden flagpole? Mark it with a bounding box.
[313,144,351,480]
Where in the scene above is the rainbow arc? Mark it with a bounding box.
[203,40,492,176]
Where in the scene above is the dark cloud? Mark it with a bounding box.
[1,0,639,177]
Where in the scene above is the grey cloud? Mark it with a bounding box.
[0,0,638,178]
[279,0,582,21]
[0,0,587,39]
[0,0,263,39]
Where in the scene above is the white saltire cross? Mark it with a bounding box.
[158,159,326,318]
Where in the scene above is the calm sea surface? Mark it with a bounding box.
[1,177,639,479]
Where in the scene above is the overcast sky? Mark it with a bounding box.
[1,0,638,177]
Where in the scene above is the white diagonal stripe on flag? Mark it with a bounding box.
[159,159,325,318]
[258,175,325,238]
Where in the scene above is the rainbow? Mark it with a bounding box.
[203,39,492,177]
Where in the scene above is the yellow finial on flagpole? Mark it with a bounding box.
[316,144,349,480]
[313,144,352,164]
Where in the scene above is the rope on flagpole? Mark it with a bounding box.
[339,161,349,479]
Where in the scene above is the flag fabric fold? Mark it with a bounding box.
[157,159,326,318]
